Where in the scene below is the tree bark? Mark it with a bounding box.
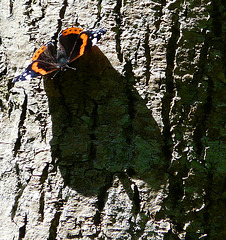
[0,0,225,239]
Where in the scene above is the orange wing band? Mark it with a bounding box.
[79,33,88,55]
[31,46,47,61]
[31,62,50,75]
[70,33,89,62]
[61,27,83,36]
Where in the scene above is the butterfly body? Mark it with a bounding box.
[13,27,107,82]
[57,52,68,66]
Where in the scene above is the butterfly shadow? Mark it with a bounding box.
[44,46,166,199]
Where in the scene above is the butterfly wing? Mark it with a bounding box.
[13,62,42,82]
[59,27,107,63]
[13,42,58,82]
[58,27,83,59]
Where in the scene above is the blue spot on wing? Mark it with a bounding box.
[13,63,41,82]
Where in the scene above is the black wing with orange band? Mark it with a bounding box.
[58,27,84,61]
[30,42,59,75]
[59,27,106,63]
[13,42,59,82]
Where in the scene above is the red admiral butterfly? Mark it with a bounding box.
[13,27,107,82]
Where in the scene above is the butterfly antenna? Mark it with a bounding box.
[51,69,61,79]
[66,65,77,71]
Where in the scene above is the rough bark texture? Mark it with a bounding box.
[0,0,225,239]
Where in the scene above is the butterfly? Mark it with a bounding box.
[13,27,107,82]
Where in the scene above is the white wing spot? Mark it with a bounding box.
[92,38,98,45]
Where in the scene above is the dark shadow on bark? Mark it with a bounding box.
[44,47,166,197]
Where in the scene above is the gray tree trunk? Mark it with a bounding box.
[0,0,225,239]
